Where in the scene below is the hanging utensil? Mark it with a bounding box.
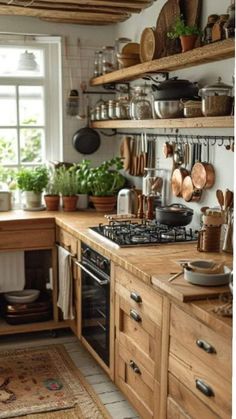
[65,37,79,117]
[216,189,224,211]
[191,140,215,189]
[77,39,86,120]
[182,175,202,202]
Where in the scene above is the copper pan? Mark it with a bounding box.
[171,167,189,197]
[182,175,202,202]
[191,162,215,189]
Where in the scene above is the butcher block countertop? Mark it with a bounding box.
[0,210,233,332]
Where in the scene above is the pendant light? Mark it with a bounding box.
[17,50,39,71]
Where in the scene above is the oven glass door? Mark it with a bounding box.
[80,261,110,366]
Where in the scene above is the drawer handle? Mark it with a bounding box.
[196,339,216,354]
[196,379,214,397]
[130,291,142,303]
[129,360,141,375]
[130,309,142,323]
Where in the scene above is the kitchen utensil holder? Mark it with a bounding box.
[197,224,222,252]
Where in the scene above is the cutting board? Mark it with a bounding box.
[151,273,231,302]
[155,0,181,58]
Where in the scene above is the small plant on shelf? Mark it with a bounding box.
[167,15,202,52]
[87,157,125,212]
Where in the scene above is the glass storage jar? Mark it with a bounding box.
[102,46,116,74]
[130,86,153,120]
[142,168,165,204]
[115,94,131,119]
[100,103,109,120]
[108,99,118,119]
[199,77,233,116]
[93,50,103,77]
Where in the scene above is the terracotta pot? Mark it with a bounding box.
[62,195,78,212]
[44,195,60,211]
[180,35,198,52]
[90,195,116,212]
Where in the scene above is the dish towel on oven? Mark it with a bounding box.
[0,251,25,292]
[57,246,74,320]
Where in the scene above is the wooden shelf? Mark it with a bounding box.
[90,39,235,86]
[91,116,234,130]
[0,318,69,336]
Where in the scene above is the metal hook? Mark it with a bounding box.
[210,137,216,146]
[218,137,224,146]
[203,136,208,147]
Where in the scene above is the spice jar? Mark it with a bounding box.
[102,46,116,74]
[108,99,118,119]
[202,14,219,44]
[130,86,153,120]
[100,103,109,120]
[199,77,233,116]
[93,50,103,77]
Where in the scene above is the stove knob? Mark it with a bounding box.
[83,248,91,258]
[100,259,108,270]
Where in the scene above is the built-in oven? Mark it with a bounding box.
[76,242,110,367]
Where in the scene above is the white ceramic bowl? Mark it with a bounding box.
[184,266,231,286]
[4,289,40,304]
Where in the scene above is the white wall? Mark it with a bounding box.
[114,0,234,229]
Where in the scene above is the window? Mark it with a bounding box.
[0,36,62,191]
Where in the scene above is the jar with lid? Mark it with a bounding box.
[102,46,116,74]
[142,168,165,205]
[93,50,103,77]
[130,86,153,120]
[100,103,109,120]
[202,14,219,44]
[115,94,131,119]
[199,77,233,116]
[108,99,118,119]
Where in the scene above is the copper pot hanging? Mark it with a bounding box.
[171,167,189,197]
[191,162,215,189]
[182,175,202,202]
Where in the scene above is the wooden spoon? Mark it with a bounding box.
[224,189,233,210]
[216,189,224,211]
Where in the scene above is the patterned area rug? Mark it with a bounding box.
[0,345,110,419]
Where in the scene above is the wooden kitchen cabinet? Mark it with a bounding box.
[168,303,232,419]
[0,218,67,336]
[56,225,78,257]
[114,265,163,418]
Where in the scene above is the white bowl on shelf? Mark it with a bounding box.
[4,289,40,304]
[184,266,231,287]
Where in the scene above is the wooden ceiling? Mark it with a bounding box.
[0,0,154,25]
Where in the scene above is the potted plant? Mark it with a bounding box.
[44,167,60,211]
[88,157,125,212]
[16,166,49,209]
[57,165,78,211]
[70,160,91,210]
[167,15,202,52]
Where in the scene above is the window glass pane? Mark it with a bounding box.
[0,129,17,164]
[0,47,44,77]
[19,86,44,125]
[20,128,44,163]
[0,86,17,125]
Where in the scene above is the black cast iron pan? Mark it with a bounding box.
[72,125,100,155]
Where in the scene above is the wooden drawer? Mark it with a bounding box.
[56,227,77,257]
[169,337,231,418]
[170,304,232,381]
[116,341,159,419]
[115,293,161,381]
[168,373,220,419]
[0,229,54,250]
[115,265,162,327]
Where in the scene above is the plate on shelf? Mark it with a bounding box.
[23,205,46,211]
[4,289,40,304]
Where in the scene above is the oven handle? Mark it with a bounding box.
[74,260,109,286]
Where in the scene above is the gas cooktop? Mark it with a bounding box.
[90,219,198,248]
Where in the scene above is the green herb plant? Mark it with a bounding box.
[88,157,125,197]
[70,160,91,195]
[167,15,202,39]
[16,166,49,193]
[57,165,78,196]
[45,167,60,196]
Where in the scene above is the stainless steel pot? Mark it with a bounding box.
[155,203,193,226]
[154,100,184,119]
